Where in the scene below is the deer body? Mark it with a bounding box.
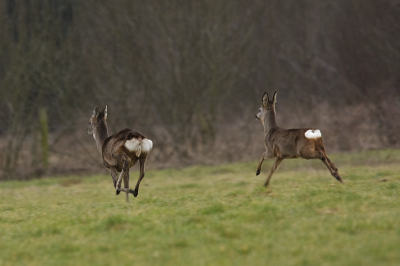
[88,106,153,201]
[256,92,343,187]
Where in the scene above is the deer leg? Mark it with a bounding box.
[110,168,120,195]
[132,157,147,198]
[321,156,344,183]
[116,171,124,192]
[256,151,274,175]
[115,156,131,197]
[116,170,133,202]
[264,157,284,187]
[256,152,266,176]
[123,169,130,202]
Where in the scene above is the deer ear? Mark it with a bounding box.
[272,91,277,103]
[92,106,100,118]
[98,106,107,120]
[262,92,269,107]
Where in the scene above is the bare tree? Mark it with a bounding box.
[0,0,399,180]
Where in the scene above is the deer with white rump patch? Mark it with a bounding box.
[255,92,343,187]
[87,106,153,201]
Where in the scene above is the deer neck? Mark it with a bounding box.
[93,121,109,154]
[263,108,278,134]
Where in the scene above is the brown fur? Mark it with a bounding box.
[255,92,343,187]
[87,106,152,201]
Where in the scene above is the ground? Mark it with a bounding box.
[0,149,400,266]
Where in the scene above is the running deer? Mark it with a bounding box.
[255,92,343,187]
[87,106,153,201]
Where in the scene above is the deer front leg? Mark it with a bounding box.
[264,157,284,187]
[115,171,123,192]
[115,155,131,198]
[116,169,134,202]
[110,168,119,194]
[122,168,131,202]
[256,152,266,176]
[256,151,274,175]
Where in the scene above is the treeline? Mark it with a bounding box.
[0,0,399,180]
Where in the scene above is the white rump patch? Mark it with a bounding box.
[124,138,153,157]
[141,139,153,153]
[305,129,322,139]
[125,138,140,155]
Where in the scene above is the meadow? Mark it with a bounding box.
[1,149,400,266]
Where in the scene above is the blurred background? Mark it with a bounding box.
[0,0,399,180]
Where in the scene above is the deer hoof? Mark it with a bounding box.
[116,189,121,195]
[256,170,260,176]
[335,176,344,183]
[129,189,139,197]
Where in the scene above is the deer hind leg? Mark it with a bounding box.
[132,156,147,198]
[264,157,284,187]
[256,151,274,176]
[321,156,343,183]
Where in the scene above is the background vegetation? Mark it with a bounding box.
[1,150,400,265]
[0,0,400,179]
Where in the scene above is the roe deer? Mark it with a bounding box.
[87,106,153,201]
[255,92,343,187]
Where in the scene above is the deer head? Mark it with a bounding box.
[255,91,277,121]
[87,105,107,135]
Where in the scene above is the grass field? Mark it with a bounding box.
[1,149,400,266]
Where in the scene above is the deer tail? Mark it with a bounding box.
[135,145,142,157]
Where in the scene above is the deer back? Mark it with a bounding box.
[101,129,148,168]
[267,127,324,159]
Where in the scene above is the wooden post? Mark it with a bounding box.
[39,108,49,168]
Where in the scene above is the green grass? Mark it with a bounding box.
[1,149,400,266]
